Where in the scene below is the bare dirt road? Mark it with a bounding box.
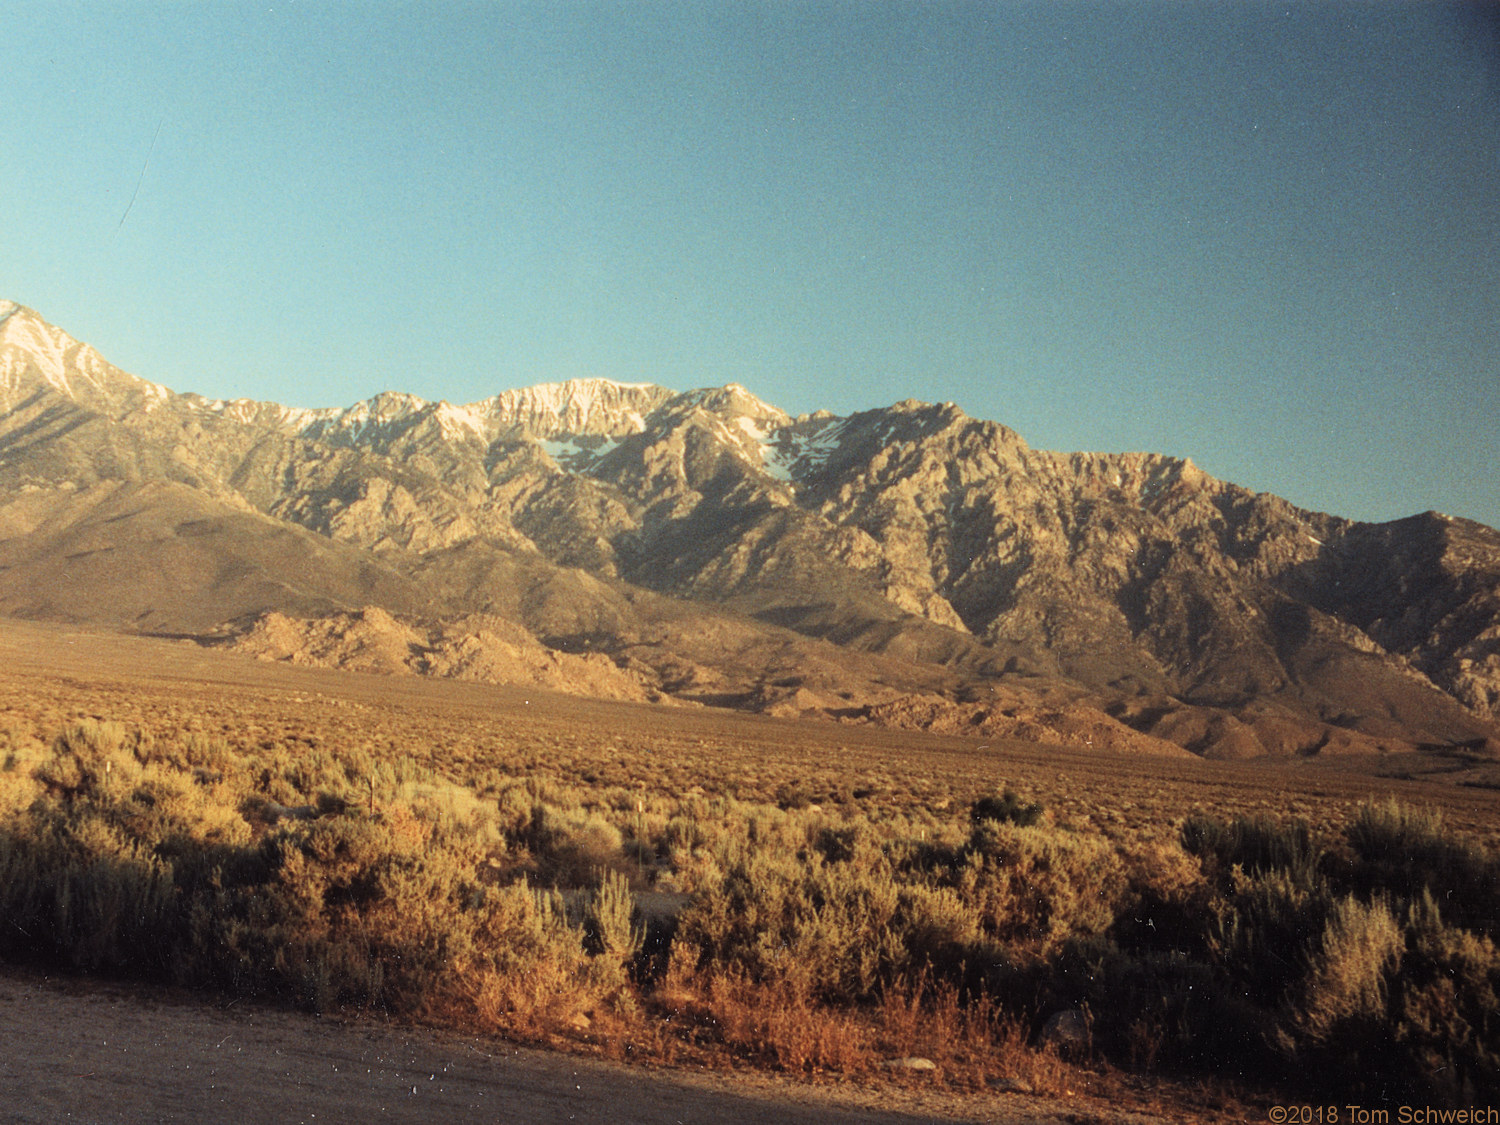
[0,971,1196,1125]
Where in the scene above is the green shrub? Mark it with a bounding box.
[0,814,178,975]
[174,731,234,773]
[1042,938,1268,1075]
[5,716,1498,1103]
[1110,838,1211,955]
[675,849,936,1004]
[1284,895,1403,1048]
[532,805,627,885]
[34,721,140,799]
[1210,868,1334,1003]
[1388,894,1500,1102]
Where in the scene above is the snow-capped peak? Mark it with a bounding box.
[290,390,435,446]
[0,301,849,486]
[0,301,77,396]
[0,299,172,410]
[472,378,677,437]
[433,401,489,441]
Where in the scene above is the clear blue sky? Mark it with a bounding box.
[5,1,1498,528]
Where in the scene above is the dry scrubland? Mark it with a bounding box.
[1,620,1497,1114]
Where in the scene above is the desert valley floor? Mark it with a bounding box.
[2,617,1495,847]
[2,616,1498,1122]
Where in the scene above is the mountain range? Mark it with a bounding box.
[2,298,1497,764]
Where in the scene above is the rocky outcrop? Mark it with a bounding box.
[233,607,658,702]
[854,693,1194,757]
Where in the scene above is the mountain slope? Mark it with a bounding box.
[0,478,430,632]
[1,298,1496,761]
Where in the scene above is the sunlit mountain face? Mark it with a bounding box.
[2,299,1498,763]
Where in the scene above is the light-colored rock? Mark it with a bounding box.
[884,1056,937,1071]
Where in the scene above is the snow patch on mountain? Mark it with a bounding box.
[539,434,622,471]
[198,397,322,430]
[755,416,850,480]
[433,402,489,441]
[291,391,432,445]
[0,298,932,493]
[676,383,790,426]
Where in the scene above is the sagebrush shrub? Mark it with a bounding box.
[4,716,1497,1104]
[1287,895,1403,1046]
[1182,813,1323,889]
[1346,800,1500,937]
[1390,895,1500,1101]
[1211,867,1333,1001]
[971,788,1044,827]
[35,720,139,798]
[585,868,643,957]
[959,821,1127,951]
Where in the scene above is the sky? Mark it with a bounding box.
[5,1,1498,528]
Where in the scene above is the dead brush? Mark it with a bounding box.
[703,969,873,1075]
[873,972,1068,1093]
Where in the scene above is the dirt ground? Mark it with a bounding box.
[0,969,1202,1125]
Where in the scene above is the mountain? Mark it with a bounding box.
[2,298,1497,763]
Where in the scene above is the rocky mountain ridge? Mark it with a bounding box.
[2,299,1496,765]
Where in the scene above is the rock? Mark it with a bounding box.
[986,1076,1034,1094]
[263,801,318,822]
[885,1056,937,1071]
[1040,1008,1091,1055]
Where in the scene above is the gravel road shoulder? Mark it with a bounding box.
[0,969,1203,1124]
